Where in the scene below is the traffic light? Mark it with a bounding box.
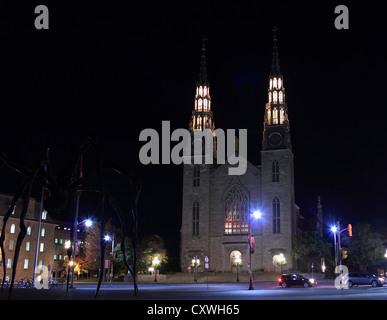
[342,250,348,259]
[348,224,352,237]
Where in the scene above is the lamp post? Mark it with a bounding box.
[152,256,160,282]
[235,257,241,282]
[331,221,350,276]
[247,210,262,290]
[104,232,115,283]
[192,256,200,283]
[69,218,92,289]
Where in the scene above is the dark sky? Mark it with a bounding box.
[0,2,386,260]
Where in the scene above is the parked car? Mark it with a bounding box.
[342,272,385,288]
[278,274,316,288]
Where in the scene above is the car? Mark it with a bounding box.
[342,272,385,288]
[278,274,316,288]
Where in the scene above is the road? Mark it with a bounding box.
[1,280,387,300]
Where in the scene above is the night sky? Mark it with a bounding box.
[0,2,386,264]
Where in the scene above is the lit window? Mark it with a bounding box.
[199,86,203,96]
[273,91,278,103]
[269,92,272,102]
[279,91,283,104]
[208,100,211,110]
[40,243,45,252]
[7,259,12,269]
[224,185,249,234]
[203,86,207,96]
[27,226,32,235]
[273,108,278,124]
[10,224,16,234]
[54,254,57,261]
[41,228,45,237]
[267,107,271,124]
[198,99,202,111]
[195,100,197,110]
[42,210,47,220]
[24,259,29,269]
[280,109,285,124]
[278,78,282,89]
[65,240,71,249]
[273,77,277,88]
[203,98,207,111]
[26,242,30,251]
[270,79,273,89]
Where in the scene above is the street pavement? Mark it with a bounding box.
[1,280,387,300]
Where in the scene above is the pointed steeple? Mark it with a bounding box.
[198,36,208,85]
[189,37,215,133]
[262,27,292,151]
[270,26,281,77]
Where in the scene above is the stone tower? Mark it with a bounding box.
[181,37,215,271]
[260,27,296,270]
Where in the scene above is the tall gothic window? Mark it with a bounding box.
[224,185,249,234]
[273,196,280,233]
[272,160,279,182]
[192,201,199,236]
[193,165,200,186]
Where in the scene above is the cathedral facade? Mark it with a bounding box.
[180,32,300,274]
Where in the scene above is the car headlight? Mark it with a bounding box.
[378,277,384,281]
[309,278,315,283]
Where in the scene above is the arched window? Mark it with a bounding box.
[279,91,283,103]
[224,185,249,234]
[198,99,202,111]
[192,201,199,236]
[193,165,200,186]
[273,91,278,103]
[272,160,279,182]
[199,86,203,96]
[273,196,280,234]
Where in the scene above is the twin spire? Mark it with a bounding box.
[189,29,288,136]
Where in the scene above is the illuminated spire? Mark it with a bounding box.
[189,37,215,133]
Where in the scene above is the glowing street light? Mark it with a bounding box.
[152,256,160,282]
[253,210,262,220]
[84,219,93,227]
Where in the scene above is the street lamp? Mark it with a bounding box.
[235,257,241,282]
[152,256,160,282]
[192,256,200,283]
[104,233,115,282]
[248,210,262,290]
[69,218,93,288]
[278,253,285,275]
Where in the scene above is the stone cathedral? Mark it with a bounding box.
[180,32,299,274]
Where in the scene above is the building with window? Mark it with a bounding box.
[181,32,301,273]
[0,194,56,282]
